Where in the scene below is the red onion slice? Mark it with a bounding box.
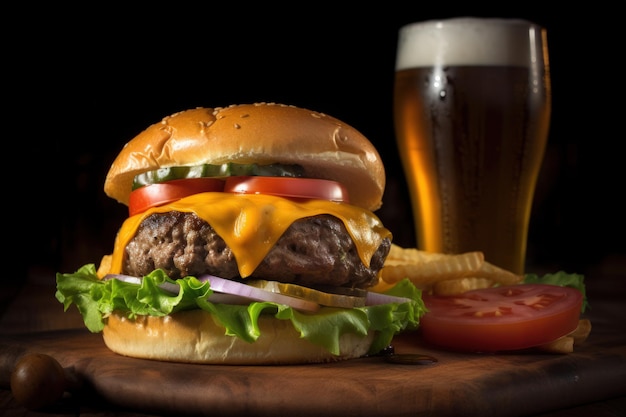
[104,274,142,285]
[365,291,412,306]
[200,275,320,313]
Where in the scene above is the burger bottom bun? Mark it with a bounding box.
[103,310,375,365]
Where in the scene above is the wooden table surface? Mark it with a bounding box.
[2,261,626,417]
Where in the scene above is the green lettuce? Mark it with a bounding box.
[55,265,426,356]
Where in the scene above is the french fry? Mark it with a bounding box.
[568,319,592,345]
[536,319,592,353]
[381,251,485,287]
[475,261,523,286]
[387,244,450,263]
[381,244,523,293]
[538,336,575,354]
[432,277,495,295]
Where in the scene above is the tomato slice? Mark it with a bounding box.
[420,284,583,352]
[224,176,349,203]
[128,178,224,216]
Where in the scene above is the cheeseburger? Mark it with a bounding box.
[56,103,424,364]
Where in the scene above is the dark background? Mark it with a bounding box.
[11,4,623,287]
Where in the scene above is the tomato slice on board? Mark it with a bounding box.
[128,178,224,216]
[420,284,583,352]
[224,176,349,203]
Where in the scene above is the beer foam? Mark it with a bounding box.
[396,18,544,69]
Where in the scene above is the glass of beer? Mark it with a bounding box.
[393,18,551,274]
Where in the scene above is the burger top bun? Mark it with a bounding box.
[104,103,386,211]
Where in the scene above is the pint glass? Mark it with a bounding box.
[393,18,551,274]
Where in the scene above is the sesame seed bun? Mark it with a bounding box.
[104,103,386,211]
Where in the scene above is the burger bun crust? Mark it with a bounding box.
[104,103,386,211]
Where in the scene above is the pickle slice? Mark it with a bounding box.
[246,280,366,308]
[133,163,304,190]
[308,284,368,298]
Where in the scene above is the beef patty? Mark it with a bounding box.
[122,211,390,289]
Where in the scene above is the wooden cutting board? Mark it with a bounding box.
[2,324,625,417]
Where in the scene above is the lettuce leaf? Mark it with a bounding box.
[55,265,426,356]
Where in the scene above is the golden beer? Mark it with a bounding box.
[394,19,551,274]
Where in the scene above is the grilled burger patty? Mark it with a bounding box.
[123,211,391,289]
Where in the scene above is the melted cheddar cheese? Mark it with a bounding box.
[108,192,391,278]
